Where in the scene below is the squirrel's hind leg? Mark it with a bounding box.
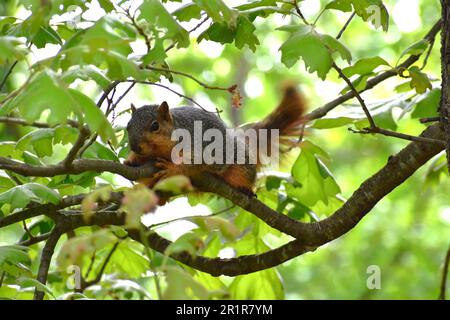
[221,165,256,197]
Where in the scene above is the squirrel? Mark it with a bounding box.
[124,84,306,196]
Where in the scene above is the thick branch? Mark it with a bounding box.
[440,2,450,171]
[35,124,444,276]
[0,125,445,244]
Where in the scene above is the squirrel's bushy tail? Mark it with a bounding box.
[250,84,306,163]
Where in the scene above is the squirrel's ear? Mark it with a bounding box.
[157,101,173,123]
[130,103,137,114]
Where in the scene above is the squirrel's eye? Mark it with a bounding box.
[150,120,160,132]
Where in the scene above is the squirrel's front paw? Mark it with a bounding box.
[154,158,177,172]
[124,160,141,167]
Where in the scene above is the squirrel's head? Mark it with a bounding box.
[126,101,175,157]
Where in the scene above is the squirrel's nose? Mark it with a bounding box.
[130,141,142,154]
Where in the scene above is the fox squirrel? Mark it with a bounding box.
[124,85,306,195]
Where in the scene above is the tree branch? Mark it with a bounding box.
[78,241,120,292]
[440,1,450,171]
[305,20,442,121]
[0,124,445,244]
[14,124,444,276]
[33,228,62,300]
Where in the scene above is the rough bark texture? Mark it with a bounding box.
[441,1,450,170]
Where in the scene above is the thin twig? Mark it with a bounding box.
[333,62,377,128]
[165,16,210,52]
[0,61,18,92]
[334,62,444,145]
[145,66,234,91]
[126,80,219,113]
[63,127,90,167]
[18,232,51,246]
[349,127,445,145]
[292,0,309,25]
[77,134,97,158]
[421,37,436,70]
[149,205,236,229]
[420,116,441,123]
[78,241,120,292]
[305,20,442,121]
[336,12,356,40]
[0,272,5,288]
[125,7,151,53]
[97,81,120,109]
[84,250,97,279]
[107,82,136,118]
[22,220,35,242]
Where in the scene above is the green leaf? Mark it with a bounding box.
[82,141,119,161]
[0,71,76,123]
[235,16,259,52]
[16,128,54,158]
[0,16,17,31]
[0,183,61,210]
[98,0,115,12]
[163,266,209,299]
[67,89,116,144]
[32,25,62,48]
[139,0,189,48]
[154,175,193,194]
[198,22,235,44]
[411,89,440,119]
[394,81,413,93]
[287,202,310,220]
[340,73,374,94]
[342,56,390,77]
[165,232,203,257]
[279,26,332,79]
[398,39,429,63]
[54,125,78,145]
[143,38,167,65]
[326,0,389,31]
[173,3,202,22]
[0,36,29,63]
[193,0,238,26]
[265,175,282,191]
[61,65,110,89]
[108,242,149,278]
[320,34,352,63]
[326,0,353,11]
[288,141,340,207]
[78,15,136,56]
[409,66,432,94]
[313,116,356,129]
[57,229,116,268]
[229,269,284,299]
[0,245,30,266]
[373,110,397,131]
[17,277,55,298]
[1,70,116,144]
[0,177,15,193]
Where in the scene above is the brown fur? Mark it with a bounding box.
[125,85,306,196]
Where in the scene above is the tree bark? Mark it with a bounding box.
[440,1,450,171]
